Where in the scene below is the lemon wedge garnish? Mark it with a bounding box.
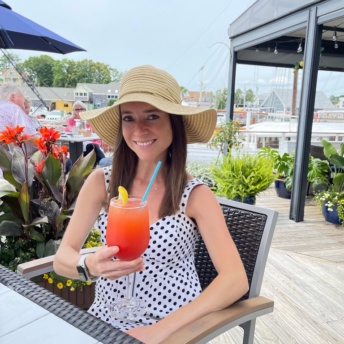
[118,186,128,204]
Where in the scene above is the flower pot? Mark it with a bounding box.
[232,196,256,205]
[274,180,291,199]
[321,201,342,225]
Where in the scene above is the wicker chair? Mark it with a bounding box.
[17,197,278,344]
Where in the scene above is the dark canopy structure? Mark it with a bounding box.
[226,0,344,222]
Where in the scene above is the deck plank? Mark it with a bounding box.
[211,186,344,344]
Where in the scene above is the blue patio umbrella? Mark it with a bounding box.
[0,1,85,54]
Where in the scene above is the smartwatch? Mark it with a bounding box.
[77,254,99,282]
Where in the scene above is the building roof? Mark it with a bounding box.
[20,86,75,101]
[261,88,335,110]
[75,81,120,95]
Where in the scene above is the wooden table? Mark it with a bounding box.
[0,264,139,344]
[58,133,100,163]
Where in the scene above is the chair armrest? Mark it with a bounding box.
[161,296,274,344]
[16,247,100,279]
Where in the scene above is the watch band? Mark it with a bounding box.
[77,254,99,282]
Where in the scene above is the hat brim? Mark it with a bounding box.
[81,93,217,145]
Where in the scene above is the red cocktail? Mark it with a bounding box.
[106,196,150,260]
[106,196,150,320]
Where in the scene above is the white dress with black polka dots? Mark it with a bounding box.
[88,166,204,330]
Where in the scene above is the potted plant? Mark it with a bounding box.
[258,147,329,199]
[258,148,294,199]
[0,125,96,271]
[313,139,344,225]
[211,152,275,204]
[307,155,330,195]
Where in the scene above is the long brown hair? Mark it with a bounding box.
[108,114,187,218]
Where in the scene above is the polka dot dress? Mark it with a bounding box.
[88,166,204,330]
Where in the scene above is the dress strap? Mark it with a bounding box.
[179,178,204,213]
[102,166,112,190]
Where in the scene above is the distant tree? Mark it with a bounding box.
[180,86,188,98]
[107,99,117,106]
[21,55,55,86]
[330,95,340,106]
[75,59,110,84]
[215,88,227,109]
[52,59,78,87]
[2,53,123,88]
[0,52,22,70]
[52,59,122,87]
[245,89,255,103]
[110,67,122,82]
[234,88,244,106]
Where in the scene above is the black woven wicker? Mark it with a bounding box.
[194,202,267,300]
[0,264,141,344]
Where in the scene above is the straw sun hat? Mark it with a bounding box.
[81,65,217,145]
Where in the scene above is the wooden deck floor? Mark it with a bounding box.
[211,186,344,344]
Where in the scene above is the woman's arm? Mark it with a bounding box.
[127,185,249,343]
[53,168,144,281]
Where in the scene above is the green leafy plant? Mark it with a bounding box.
[0,125,96,271]
[258,147,329,192]
[258,147,294,190]
[186,161,215,188]
[211,152,275,202]
[313,140,344,226]
[208,119,244,158]
[307,156,330,193]
[321,139,344,192]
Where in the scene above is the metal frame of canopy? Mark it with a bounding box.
[226,0,344,222]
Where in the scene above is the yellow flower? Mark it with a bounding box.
[85,243,92,248]
[86,282,92,285]
[57,282,64,289]
[66,280,72,287]
[43,274,49,280]
[70,287,76,291]
[48,278,53,284]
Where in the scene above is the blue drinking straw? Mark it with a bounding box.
[142,161,162,202]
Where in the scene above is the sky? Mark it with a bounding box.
[6,0,256,91]
[5,0,343,97]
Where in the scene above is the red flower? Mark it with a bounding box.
[36,127,64,156]
[61,145,68,156]
[38,127,60,142]
[0,126,29,146]
[35,160,45,174]
[35,137,48,154]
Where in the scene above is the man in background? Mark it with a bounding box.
[0,85,38,136]
[0,86,40,178]
[0,86,70,174]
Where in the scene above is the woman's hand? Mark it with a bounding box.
[127,323,166,344]
[86,246,145,280]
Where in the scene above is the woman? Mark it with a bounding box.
[66,100,105,166]
[54,65,248,344]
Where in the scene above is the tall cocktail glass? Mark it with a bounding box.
[106,196,150,320]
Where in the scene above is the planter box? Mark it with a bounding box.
[37,280,95,310]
